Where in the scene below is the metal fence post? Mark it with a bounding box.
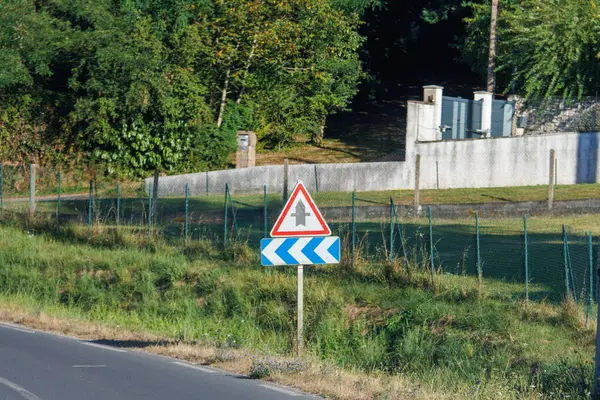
[283,159,289,203]
[116,182,121,226]
[548,150,556,211]
[148,185,152,244]
[394,205,411,274]
[1,163,4,217]
[184,184,189,241]
[88,180,93,239]
[428,206,435,285]
[229,188,238,237]
[224,184,229,246]
[524,215,529,303]
[57,170,62,227]
[152,170,159,227]
[476,212,482,295]
[351,191,356,265]
[563,225,571,299]
[314,165,319,193]
[29,163,36,215]
[263,185,267,238]
[389,198,394,263]
[589,232,594,322]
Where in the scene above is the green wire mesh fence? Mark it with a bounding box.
[0,164,597,312]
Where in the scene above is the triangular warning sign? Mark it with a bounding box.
[270,182,331,237]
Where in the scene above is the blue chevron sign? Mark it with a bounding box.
[261,237,340,266]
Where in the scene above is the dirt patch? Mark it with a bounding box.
[343,304,401,328]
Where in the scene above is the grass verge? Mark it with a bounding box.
[0,223,596,399]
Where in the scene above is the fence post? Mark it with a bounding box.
[224,184,229,246]
[524,215,529,303]
[263,185,267,238]
[314,165,319,193]
[229,188,238,236]
[0,163,3,217]
[283,159,289,203]
[563,225,571,299]
[389,198,394,263]
[152,170,159,226]
[594,235,600,399]
[116,182,121,226]
[29,163,36,215]
[148,185,152,244]
[428,206,435,285]
[548,149,555,211]
[88,180,93,239]
[394,206,411,274]
[184,184,189,242]
[414,154,421,214]
[57,170,62,227]
[589,232,594,323]
[435,161,439,190]
[476,212,482,295]
[351,191,356,265]
[206,171,209,196]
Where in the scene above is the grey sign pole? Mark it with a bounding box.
[297,265,304,356]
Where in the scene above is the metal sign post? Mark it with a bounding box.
[297,265,304,356]
[261,182,339,357]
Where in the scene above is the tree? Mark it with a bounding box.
[0,0,73,163]
[0,0,377,175]
[461,0,600,99]
[487,0,498,93]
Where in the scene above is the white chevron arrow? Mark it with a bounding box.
[288,238,312,265]
[314,237,337,264]
[262,239,285,265]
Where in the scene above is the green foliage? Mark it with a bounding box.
[460,0,600,99]
[0,0,371,174]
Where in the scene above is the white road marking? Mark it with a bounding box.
[72,365,107,368]
[81,342,126,353]
[259,384,302,397]
[0,324,35,334]
[172,361,216,374]
[0,376,41,400]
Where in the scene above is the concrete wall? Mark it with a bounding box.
[415,131,600,189]
[149,161,413,196]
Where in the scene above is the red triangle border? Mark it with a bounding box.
[270,182,331,237]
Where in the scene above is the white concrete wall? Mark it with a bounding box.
[415,131,600,189]
[148,161,414,196]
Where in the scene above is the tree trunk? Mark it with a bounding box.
[487,0,499,93]
[237,36,257,105]
[217,67,231,128]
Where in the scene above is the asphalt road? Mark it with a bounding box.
[0,323,319,400]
